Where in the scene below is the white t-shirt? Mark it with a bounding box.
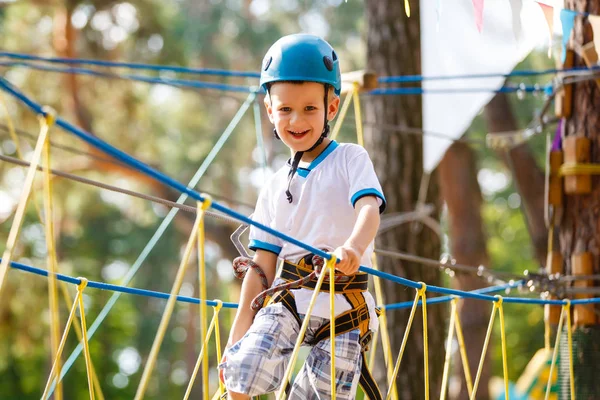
[248,140,386,331]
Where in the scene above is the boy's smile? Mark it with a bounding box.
[265,81,340,161]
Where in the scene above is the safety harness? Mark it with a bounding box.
[232,255,383,400]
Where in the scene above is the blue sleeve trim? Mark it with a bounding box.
[351,188,387,214]
[249,239,282,255]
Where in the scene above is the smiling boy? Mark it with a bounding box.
[219,34,386,399]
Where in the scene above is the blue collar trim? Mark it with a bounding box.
[294,140,338,178]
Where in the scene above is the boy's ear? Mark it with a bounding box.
[327,95,341,121]
[263,96,275,124]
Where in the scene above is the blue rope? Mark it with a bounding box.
[3,259,238,308]
[378,65,600,83]
[368,84,548,96]
[384,281,523,310]
[6,258,600,307]
[0,51,260,78]
[0,61,256,93]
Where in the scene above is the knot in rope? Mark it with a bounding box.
[198,194,212,211]
[232,257,269,291]
[417,281,427,296]
[494,294,504,307]
[77,277,89,291]
[212,299,223,312]
[40,105,57,127]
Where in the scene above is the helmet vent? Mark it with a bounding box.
[262,56,272,71]
[332,51,338,61]
[323,56,334,71]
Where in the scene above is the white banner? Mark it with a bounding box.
[420,0,548,172]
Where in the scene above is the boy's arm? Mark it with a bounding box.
[334,195,381,275]
[226,249,278,347]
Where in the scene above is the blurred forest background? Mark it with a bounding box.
[0,0,556,399]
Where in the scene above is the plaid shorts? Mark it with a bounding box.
[219,301,362,398]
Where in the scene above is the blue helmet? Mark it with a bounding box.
[260,34,341,96]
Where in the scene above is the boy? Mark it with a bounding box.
[219,34,386,399]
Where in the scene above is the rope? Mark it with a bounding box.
[184,300,223,400]
[385,287,424,400]
[277,255,335,400]
[378,64,600,83]
[496,296,510,400]
[49,91,254,395]
[330,87,354,141]
[421,283,430,400]
[40,109,63,400]
[559,163,600,176]
[5,51,599,85]
[566,301,575,400]
[470,301,498,400]
[41,279,84,400]
[330,257,337,400]
[77,278,96,400]
[0,51,261,78]
[134,201,208,400]
[454,299,473,398]
[197,198,212,400]
[0,105,51,295]
[4,258,237,308]
[369,84,548,96]
[0,154,254,212]
[545,303,567,400]
[0,61,255,93]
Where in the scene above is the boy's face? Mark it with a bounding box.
[264,82,340,154]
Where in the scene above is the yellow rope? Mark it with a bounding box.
[184,300,222,400]
[197,196,212,400]
[440,299,457,400]
[545,303,566,400]
[0,107,53,295]
[77,278,96,400]
[330,88,354,141]
[278,255,334,400]
[496,296,510,400]
[454,300,473,397]
[386,287,422,400]
[329,257,337,399]
[134,200,207,400]
[214,299,225,397]
[470,301,498,400]
[566,300,575,400]
[352,82,364,147]
[41,281,81,399]
[419,283,430,400]
[559,163,600,176]
[39,109,63,400]
[404,0,411,17]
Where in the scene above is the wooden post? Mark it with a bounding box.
[571,252,597,326]
[555,49,574,119]
[563,136,591,195]
[545,251,563,325]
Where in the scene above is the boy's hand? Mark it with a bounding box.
[333,245,361,275]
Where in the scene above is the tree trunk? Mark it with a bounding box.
[365,1,446,397]
[559,1,600,398]
[438,142,492,400]
[484,93,548,266]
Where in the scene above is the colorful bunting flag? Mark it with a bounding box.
[560,9,577,62]
[472,0,485,32]
[536,1,555,57]
[509,0,523,39]
[589,15,600,62]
